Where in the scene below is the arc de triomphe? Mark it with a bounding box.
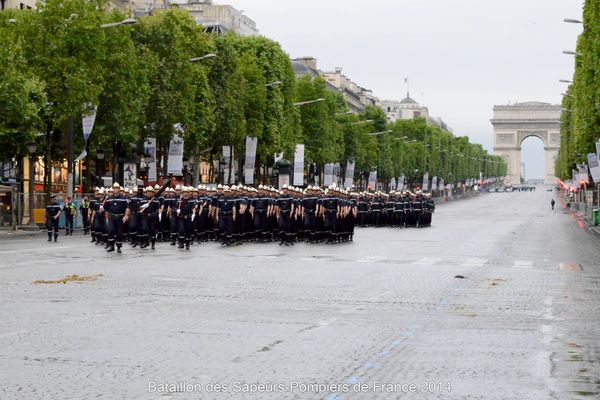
[491,102,561,185]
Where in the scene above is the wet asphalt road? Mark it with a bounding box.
[1,186,599,400]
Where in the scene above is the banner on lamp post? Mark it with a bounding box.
[144,138,157,182]
[167,135,184,176]
[223,146,234,184]
[324,163,334,187]
[123,163,137,190]
[422,172,429,191]
[431,176,438,192]
[588,153,600,183]
[293,144,304,186]
[368,170,377,190]
[397,174,405,191]
[82,104,97,143]
[344,160,355,189]
[244,137,257,185]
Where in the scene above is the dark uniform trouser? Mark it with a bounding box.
[129,213,141,244]
[170,213,178,243]
[219,214,234,244]
[65,214,74,234]
[107,215,124,247]
[94,213,107,242]
[278,211,291,242]
[142,214,158,245]
[324,211,336,241]
[81,211,89,234]
[178,215,193,245]
[304,212,316,241]
[253,211,267,240]
[46,216,59,240]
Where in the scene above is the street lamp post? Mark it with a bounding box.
[96,150,104,187]
[100,18,137,29]
[27,143,37,227]
[294,98,325,107]
[190,53,217,62]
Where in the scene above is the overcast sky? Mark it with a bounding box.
[224,0,583,179]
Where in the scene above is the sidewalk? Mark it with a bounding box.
[558,194,600,239]
[0,226,44,241]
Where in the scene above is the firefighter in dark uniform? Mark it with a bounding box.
[176,186,197,250]
[104,183,130,253]
[128,186,144,247]
[88,188,99,242]
[217,186,236,246]
[45,196,62,242]
[63,197,76,235]
[320,188,338,243]
[94,188,108,245]
[140,186,161,249]
[250,185,270,242]
[277,186,294,246]
[197,186,211,242]
[163,186,179,246]
[80,197,90,235]
[302,186,319,243]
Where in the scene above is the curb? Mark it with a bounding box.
[0,230,44,241]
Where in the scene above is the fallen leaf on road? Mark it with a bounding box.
[33,274,103,285]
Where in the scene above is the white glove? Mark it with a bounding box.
[158,213,162,222]
[140,203,150,210]
[99,206,104,212]
[191,214,195,222]
[176,209,181,215]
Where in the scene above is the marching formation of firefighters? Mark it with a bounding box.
[45,182,435,252]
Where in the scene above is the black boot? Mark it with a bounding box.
[185,240,190,251]
[48,233,52,242]
[151,239,155,250]
[131,238,138,248]
[140,240,148,249]
[54,234,58,242]
[116,244,122,254]
[170,235,177,246]
[178,239,184,249]
[106,243,115,252]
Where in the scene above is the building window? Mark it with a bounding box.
[414,111,421,118]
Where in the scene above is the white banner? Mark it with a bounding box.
[274,152,284,163]
[588,153,600,183]
[579,164,589,184]
[397,175,405,191]
[82,104,97,142]
[432,176,438,191]
[293,144,304,186]
[439,178,444,191]
[333,162,341,186]
[144,138,157,182]
[596,141,600,157]
[422,171,429,191]
[390,177,396,190]
[344,160,355,189]
[223,146,234,184]
[244,137,257,185]
[324,163,334,187]
[167,135,184,176]
[368,170,377,190]
[123,163,137,190]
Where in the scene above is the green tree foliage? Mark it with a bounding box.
[0,14,46,160]
[556,0,600,180]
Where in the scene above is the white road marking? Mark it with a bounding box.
[462,257,487,267]
[513,260,533,269]
[412,257,441,265]
[0,330,28,338]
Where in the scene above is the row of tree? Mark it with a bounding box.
[0,0,506,192]
[555,0,600,181]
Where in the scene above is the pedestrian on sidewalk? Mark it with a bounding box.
[551,198,555,211]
